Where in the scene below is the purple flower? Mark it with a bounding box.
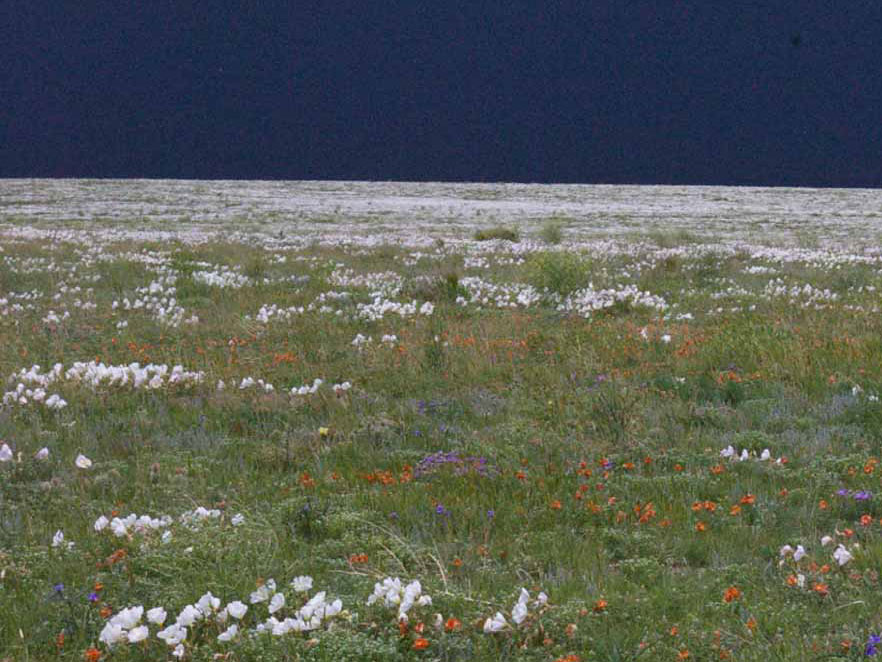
[435,504,449,516]
[866,633,881,656]
[854,491,872,501]
[53,583,64,593]
[487,509,495,519]
[837,488,850,497]
[88,592,99,603]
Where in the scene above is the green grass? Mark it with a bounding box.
[1,225,882,661]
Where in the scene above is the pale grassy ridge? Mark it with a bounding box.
[3,183,882,660]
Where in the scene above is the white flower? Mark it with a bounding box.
[483,612,507,633]
[52,530,65,548]
[231,513,245,526]
[512,601,528,625]
[250,579,276,604]
[793,545,806,562]
[535,592,548,606]
[226,600,248,619]
[98,623,125,646]
[196,592,220,615]
[127,625,149,643]
[269,592,286,614]
[115,606,144,629]
[0,444,12,462]
[719,445,735,459]
[661,334,671,343]
[291,576,313,593]
[176,604,201,627]
[74,454,92,469]
[760,449,771,461]
[94,515,109,532]
[218,623,238,642]
[35,447,49,460]
[739,449,749,462]
[157,623,187,645]
[779,544,794,557]
[172,643,185,658]
[833,544,853,566]
[821,535,834,547]
[147,607,167,625]
[796,573,806,588]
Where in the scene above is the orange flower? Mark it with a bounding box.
[729,505,742,516]
[786,574,798,586]
[739,494,755,505]
[670,626,679,636]
[678,650,690,660]
[674,464,684,472]
[412,637,429,650]
[710,464,724,475]
[84,648,101,662]
[593,599,608,613]
[819,499,829,510]
[695,521,708,532]
[691,502,703,512]
[445,617,461,632]
[99,605,113,619]
[723,586,741,603]
[746,617,757,632]
[812,582,829,597]
[451,558,463,568]
[861,514,873,526]
[349,553,369,564]
[703,501,717,512]
[550,500,562,510]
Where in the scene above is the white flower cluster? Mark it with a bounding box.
[92,506,243,542]
[366,577,432,622]
[354,298,434,322]
[113,276,197,327]
[719,446,784,463]
[193,266,251,289]
[483,588,548,633]
[289,379,351,396]
[558,285,668,317]
[780,536,857,570]
[238,377,275,392]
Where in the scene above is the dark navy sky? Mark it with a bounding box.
[2,2,881,186]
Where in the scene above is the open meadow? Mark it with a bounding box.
[4,180,882,660]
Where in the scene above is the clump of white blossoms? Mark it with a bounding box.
[484,588,548,633]
[367,577,432,622]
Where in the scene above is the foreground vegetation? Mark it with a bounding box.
[3,182,882,660]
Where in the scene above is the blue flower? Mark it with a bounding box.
[866,633,881,656]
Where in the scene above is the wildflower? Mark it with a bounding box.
[821,535,833,546]
[794,545,806,561]
[75,454,92,469]
[445,617,461,631]
[231,513,245,526]
[723,586,741,603]
[740,494,756,505]
[0,444,12,462]
[35,447,49,460]
[593,599,607,613]
[412,637,429,650]
[226,601,248,619]
[833,545,853,566]
[218,624,238,642]
[291,576,313,593]
[866,634,881,656]
[127,626,149,643]
[483,612,507,633]
[269,592,286,614]
[146,607,166,625]
[83,648,101,661]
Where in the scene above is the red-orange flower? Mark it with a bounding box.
[723,586,741,603]
[84,648,101,662]
[412,637,429,650]
[445,617,461,632]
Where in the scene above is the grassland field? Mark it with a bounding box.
[3,181,882,661]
